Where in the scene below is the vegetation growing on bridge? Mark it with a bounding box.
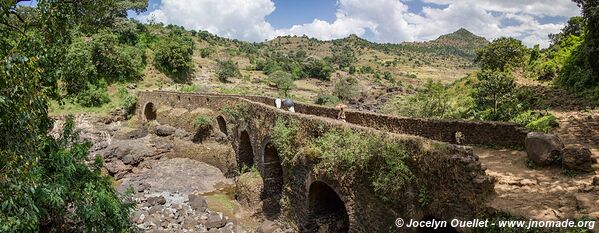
[271,118,413,201]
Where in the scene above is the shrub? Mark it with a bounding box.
[472,70,520,121]
[301,58,333,80]
[268,71,296,97]
[333,76,359,101]
[526,115,559,133]
[193,116,213,129]
[216,59,241,83]
[153,34,194,82]
[76,84,111,107]
[314,93,341,106]
[180,84,202,93]
[38,117,135,232]
[91,31,145,82]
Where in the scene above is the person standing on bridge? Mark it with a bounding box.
[275,98,282,109]
[282,98,295,112]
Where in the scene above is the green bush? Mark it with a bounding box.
[193,116,213,129]
[301,58,333,80]
[526,115,559,133]
[180,84,202,93]
[268,71,296,97]
[472,70,520,121]
[314,93,341,106]
[475,37,528,71]
[76,84,111,107]
[35,117,135,232]
[333,76,359,101]
[91,31,145,82]
[216,59,241,83]
[153,34,194,82]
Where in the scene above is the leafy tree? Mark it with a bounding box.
[475,37,528,71]
[301,57,333,80]
[216,59,241,83]
[382,80,453,119]
[472,70,520,121]
[571,0,599,85]
[91,30,145,82]
[1,0,143,231]
[153,31,194,82]
[314,93,341,106]
[549,16,584,45]
[333,76,359,101]
[269,71,296,97]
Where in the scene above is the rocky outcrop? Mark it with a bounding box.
[525,132,564,165]
[155,125,177,137]
[561,144,596,172]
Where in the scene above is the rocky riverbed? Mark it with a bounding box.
[51,112,287,233]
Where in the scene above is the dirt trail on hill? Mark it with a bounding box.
[553,110,599,156]
[476,147,599,220]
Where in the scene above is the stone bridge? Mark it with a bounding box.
[135,91,528,232]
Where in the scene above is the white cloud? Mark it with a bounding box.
[137,0,277,42]
[134,0,581,47]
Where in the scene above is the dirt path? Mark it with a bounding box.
[476,147,599,220]
[553,110,599,156]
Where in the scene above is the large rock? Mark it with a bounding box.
[147,195,166,206]
[104,159,132,175]
[205,212,226,229]
[562,144,596,172]
[155,125,177,137]
[101,138,165,165]
[188,194,208,212]
[256,220,282,233]
[525,132,564,165]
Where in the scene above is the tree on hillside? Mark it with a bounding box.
[571,0,599,84]
[216,59,241,83]
[153,31,194,82]
[269,71,296,97]
[475,37,528,71]
[1,0,145,231]
[333,76,359,101]
[549,16,584,45]
[472,70,519,121]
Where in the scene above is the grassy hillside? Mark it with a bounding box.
[50,23,488,116]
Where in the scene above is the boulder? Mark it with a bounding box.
[525,132,564,165]
[205,212,226,229]
[147,195,166,206]
[155,125,177,137]
[104,159,132,175]
[593,176,599,186]
[562,144,596,172]
[256,220,281,233]
[188,194,208,212]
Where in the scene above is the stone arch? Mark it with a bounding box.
[261,140,283,219]
[307,181,349,233]
[238,130,254,171]
[216,116,228,136]
[143,102,156,121]
[418,215,458,233]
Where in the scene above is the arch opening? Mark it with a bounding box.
[417,216,458,233]
[144,102,156,121]
[262,142,283,219]
[238,130,254,170]
[216,116,228,136]
[307,181,349,233]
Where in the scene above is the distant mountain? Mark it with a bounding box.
[399,28,489,60]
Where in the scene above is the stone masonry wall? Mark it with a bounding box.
[136,91,495,232]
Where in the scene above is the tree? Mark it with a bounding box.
[153,31,194,82]
[475,37,528,71]
[1,1,143,231]
[571,0,599,84]
[301,57,333,80]
[333,76,359,101]
[269,71,296,97]
[472,70,519,121]
[216,59,241,83]
[549,16,584,45]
